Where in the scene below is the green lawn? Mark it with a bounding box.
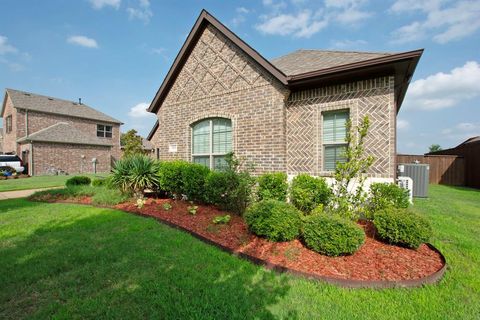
[0,174,106,192]
[0,185,479,319]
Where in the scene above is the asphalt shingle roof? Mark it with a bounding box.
[270,49,395,76]
[17,122,113,146]
[6,89,122,124]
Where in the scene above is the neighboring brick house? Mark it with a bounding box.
[1,89,122,175]
[147,10,423,184]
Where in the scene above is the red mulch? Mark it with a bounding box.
[113,198,444,282]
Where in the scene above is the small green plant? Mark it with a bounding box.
[91,187,130,206]
[244,199,302,242]
[290,174,331,214]
[110,154,160,196]
[188,205,198,215]
[302,214,365,256]
[65,176,91,187]
[374,208,432,249]
[136,197,146,209]
[162,202,172,211]
[256,172,288,201]
[310,204,324,216]
[212,214,231,224]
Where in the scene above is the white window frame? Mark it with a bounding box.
[322,110,349,172]
[191,118,232,170]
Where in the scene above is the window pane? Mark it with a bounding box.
[97,131,103,137]
[97,124,104,131]
[324,145,347,171]
[213,156,228,171]
[105,126,112,132]
[193,120,210,154]
[193,156,209,167]
[105,132,112,138]
[213,118,232,153]
[323,111,348,144]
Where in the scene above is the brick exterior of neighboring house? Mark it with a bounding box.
[1,89,122,175]
[147,11,422,184]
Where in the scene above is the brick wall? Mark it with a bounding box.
[32,142,112,175]
[286,76,396,179]
[2,95,17,154]
[151,24,289,174]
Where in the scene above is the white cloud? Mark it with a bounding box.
[0,57,24,72]
[404,61,480,110]
[0,35,18,55]
[67,35,98,48]
[231,7,250,26]
[236,7,249,14]
[441,122,480,142]
[390,0,480,44]
[256,10,328,38]
[325,0,372,24]
[128,102,154,118]
[89,0,121,10]
[331,39,367,49]
[127,0,153,24]
[397,119,410,130]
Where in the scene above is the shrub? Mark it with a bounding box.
[244,200,302,242]
[302,214,365,256]
[157,160,188,197]
[290,174,331,213]
[310,204,324,216]
[65,176,91,187]
[257,172,288,201]
[374,208,432,249]
[110,154,160,195]
[181,163,210,202]
[91,178,106,187]
[91,187,130,206]
[368,183,410,216]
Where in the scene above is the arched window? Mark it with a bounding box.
[192,118,232,170]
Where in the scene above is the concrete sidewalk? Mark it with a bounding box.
[0,187,61,200]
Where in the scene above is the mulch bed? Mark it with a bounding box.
[113,198,445,282]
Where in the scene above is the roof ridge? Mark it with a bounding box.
[296,49,396,55]
[6,88,85,106]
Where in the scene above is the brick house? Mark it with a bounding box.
[147,10,422,184]
[1,89,122,175]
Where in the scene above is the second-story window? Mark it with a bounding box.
[5,115,12,133]
[97,124,112,138]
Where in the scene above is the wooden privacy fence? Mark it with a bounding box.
[397,154,465,186]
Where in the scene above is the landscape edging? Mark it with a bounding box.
[124,208,447,289]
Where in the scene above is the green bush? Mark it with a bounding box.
[157,160,188,197]
[110,154,160,195]
[181,163,210,202]
[374,208,432,249]
[257,172,288,201]
[244,200,302,242]
[91,178,106,187]
[290,174,332,213]
[368,183,410,216]
[310,204,324,216]
[91,187,130,206]
[65,176,91,187]
[302,214,365,256]
[205,170,254,214]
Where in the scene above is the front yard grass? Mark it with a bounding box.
[0,174,106,192]
[0,184,479,319]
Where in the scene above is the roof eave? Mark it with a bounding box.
[146,120,159,141]
[147,9,288,114]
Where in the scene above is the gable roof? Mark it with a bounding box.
[17,122,113,147]
[3,89,122,124]
[147,9,423,115]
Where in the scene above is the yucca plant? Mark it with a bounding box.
[110,154,160,196]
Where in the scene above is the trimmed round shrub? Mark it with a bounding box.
[181,163,210,202]
[374,208,432,249]
[257,172,288,202]
[302,214,365,256]
[290,174,332,213]
[244,199,302,242]
[65,176,91,187]
[91,178,106,187]
[157,160,188,197]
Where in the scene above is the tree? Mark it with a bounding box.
[428,144,442,153]
[121,129,144,158]
[328,116,374,220]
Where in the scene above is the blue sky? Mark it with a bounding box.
[1,0,479,154]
